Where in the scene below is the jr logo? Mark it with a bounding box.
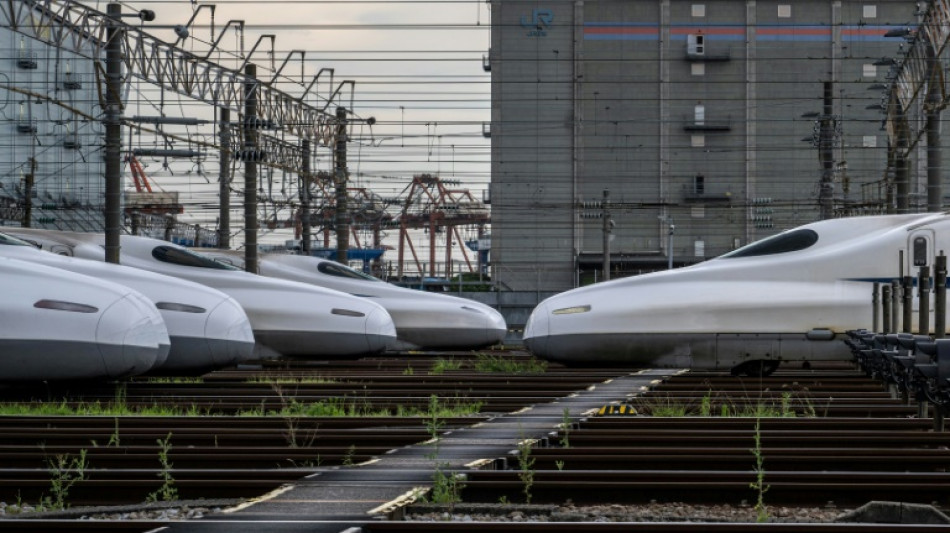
[520,8,553,37]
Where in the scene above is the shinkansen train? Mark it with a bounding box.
[0,232,255,372]
[0,256,168,380]
[5,228,397,358]
[524,213,950,376]
[198,250,507,350]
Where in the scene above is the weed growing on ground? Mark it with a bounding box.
[750,417,769,522]
[147,433,178,503]
[559,407,572,448]
[517,437,536,504]
[473,353,547,373]
[44,449,88,510]
[430,465,465,507]
[342,445,357,466]
[429,358,462,375]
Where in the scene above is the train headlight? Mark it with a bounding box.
[156,302,207,313]
[331,308,366,318]
[552,305,591,315]
[34,299,98,313]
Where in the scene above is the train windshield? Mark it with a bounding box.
[317,262,382,282]
[0,233,34,247]
[152,246,241,270]
[720,229,819,258]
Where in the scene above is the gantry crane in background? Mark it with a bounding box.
[389,174,489,279]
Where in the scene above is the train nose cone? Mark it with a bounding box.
[97,295,166,377]
[483,305,508,342]
[205,298,256,366]
[522,301,550,355]
[364,307,398,352]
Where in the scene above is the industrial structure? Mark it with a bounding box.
[488,0,928,292]
[0,1,491,282]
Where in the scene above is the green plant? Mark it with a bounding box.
[555,460,565,471]
[107,417,120,448]
[699,391,713,417]
[45,449,88,510]
[430,465,465,507]
[429,358,462,375]
[147,433,178,503]
[517,437,536,504]
[342,444,357,466]
[559,407,572,448]
[498,495,509,505]
[424,395,446,459]
[749,417,769,522]
[403,365,415,376]
[473,353,547,373]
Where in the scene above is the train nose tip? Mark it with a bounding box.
[364,307,398,352]
[205,298,256,365]
[477,305,508,345]
[97,295,166,377]
[522,301,550,354]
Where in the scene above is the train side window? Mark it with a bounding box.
[151,246,240,270]
[720,229,819,258]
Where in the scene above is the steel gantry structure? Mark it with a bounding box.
[1,0,357,267]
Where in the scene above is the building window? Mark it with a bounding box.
[694,239,706,257]
[691,63,705,76]
[863,135,877,148]
[692,205,705,218]
[691,135,705,147]
[778,5,791,17]
[694,104,705,125]
[692,4,705,17]
[863,5,877,18]
[688,34,705,56]
[694,174,705,195]
[863,64,877,77]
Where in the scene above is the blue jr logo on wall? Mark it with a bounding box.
[520,9,553,37]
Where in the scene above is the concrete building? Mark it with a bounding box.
[489,0,920,292]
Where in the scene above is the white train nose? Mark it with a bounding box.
[364,307,398,352]
[205,298,256,366]
[97,295,166,378]
[480,304,508,342]
[522,300,551,354]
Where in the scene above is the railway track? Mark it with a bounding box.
[0,355,946,532]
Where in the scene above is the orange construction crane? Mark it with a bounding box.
[127,155,153,193]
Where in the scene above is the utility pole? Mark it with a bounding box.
[602,189,610,282]
[334,106,349,265]
[818,81,835,220]
[217,107,230,248]
[243,64,259,273]
[104,3,124,264]
[926,42,943,212]
[22,157,35,227]
[300,139,312,255]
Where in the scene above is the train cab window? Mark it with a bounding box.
[317,262,382,282]
[151,246,240,270]
[720,229,819,258]
[0,233,34,247]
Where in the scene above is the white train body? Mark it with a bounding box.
[198,251,508,350]
[0,232,255,371]
[0,256,168,380]
[6,229,397,358]
[524,213,950,373]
